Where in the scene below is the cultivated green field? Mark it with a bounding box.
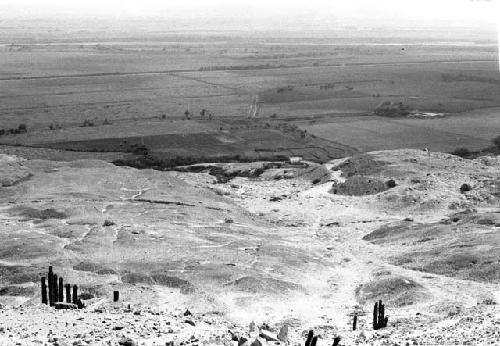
[1,26,499,160]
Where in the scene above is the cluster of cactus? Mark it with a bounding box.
[373,299,389,330]
[304,330,340,346]
[41,266,82,308]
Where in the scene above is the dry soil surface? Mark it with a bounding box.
[0,149,499,345]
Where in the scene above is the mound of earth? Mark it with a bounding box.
[363,210,500,283]
[330,154,388,177]
[330,176,390,196]
[356,274,429,307]
[224,276,303,294]
[0,154,33,187]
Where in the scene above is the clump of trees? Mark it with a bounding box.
[374,101,411,117]
[49,123,62,130]
[81,119,95,127]
[451,136,500,159]
[451,147,472,158]
[0,124,28,136]
[493,135,500,150]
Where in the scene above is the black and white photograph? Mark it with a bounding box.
[0,0,499,345]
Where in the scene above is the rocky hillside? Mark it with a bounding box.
[0,149,499,345]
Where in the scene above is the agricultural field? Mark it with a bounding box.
[0,26,499,160]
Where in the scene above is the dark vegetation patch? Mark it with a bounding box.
[114,154,290,171]
[8,206,67,221]
[0,285,35,296]
[43,125,354,169]
[0,124,28,137]
[451,147,474,158]
[330,176,389,196]
[176,162,284,183]
[355,275,428,307]
[374,101,411,117]
[449,135,500,159]
[73,262,117,275]
[441,73,500,86]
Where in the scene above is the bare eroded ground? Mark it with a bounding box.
[0,149,499,344]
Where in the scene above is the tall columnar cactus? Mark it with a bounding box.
[41,277,48,305]
[58,277,64,303]
[373,300,389,330]
[48,267,54,306]
[53,274,58,303]
[352,314,358,331]
[373,302,378,330]
[72,285,78,305]
[378,300,385,328]
[305,330,314,346]
[65,284,71,303]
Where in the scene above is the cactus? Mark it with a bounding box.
[378,300,384,329]
[305,330,314,346]
[48,267,54,306]
[113,290,119,302]
[65,284,71,303]
[352,314,357,331]
[53,274,58,303]
[41,277,48,305]
[373,301,378,330]
[72,285,78,305]
[373,299,388,330]
[58,277,64,302]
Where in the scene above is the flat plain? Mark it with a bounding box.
[1,27,499,159]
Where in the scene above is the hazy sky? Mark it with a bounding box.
[0,0,498,30]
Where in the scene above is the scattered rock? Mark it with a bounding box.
[118,337,138,346]
[460,184,472,193]
[103,219,115,227]
[54,302,78,310]
[249,321,256,332]
[184,319,196,326]
[277,325,289,342]
[259,330,277,341]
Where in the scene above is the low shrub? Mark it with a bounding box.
[460,184,472,193]
[386,179,397,188]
